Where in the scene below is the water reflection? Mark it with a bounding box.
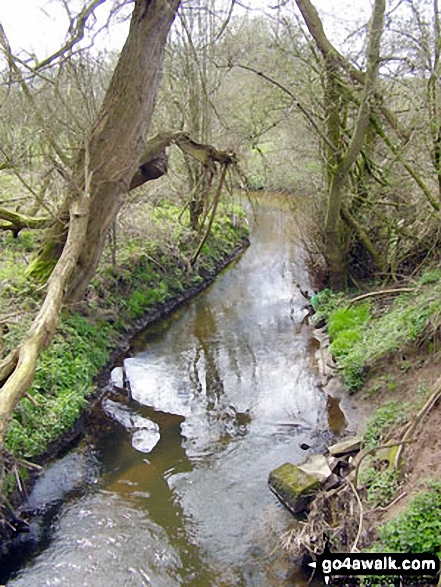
[6,194,336,587]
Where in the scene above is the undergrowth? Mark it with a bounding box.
[1,200,249,468]
[311,269,441,391]
[362,484,441,585]
[377,482,441,555]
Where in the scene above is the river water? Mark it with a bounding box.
[3,194,348,586]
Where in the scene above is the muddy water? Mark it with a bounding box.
[4,194,347,587]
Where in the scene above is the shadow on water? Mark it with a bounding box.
[3,193,345,587]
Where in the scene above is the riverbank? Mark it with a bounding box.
[284,275,441,574]
[0,201,249,549]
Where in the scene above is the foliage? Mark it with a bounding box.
[311,289,345,319]
[6,314,114,458]
[377,483,441,555]
[363,402,408,450]
[361,466,400,507]
[313,283,441,391]
[2,200,248,462]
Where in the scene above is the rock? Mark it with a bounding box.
[268,462,322,515]
[297,454,333,482]
[328,436,363,457]
[327,456,340,472]
[376,444,401,470]
[314,316,326,329]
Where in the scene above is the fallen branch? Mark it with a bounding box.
[395,375,441,466]
[347,478,364,553]
[0,144,92,441]
[348,287,416,306]
[353,439,416,489]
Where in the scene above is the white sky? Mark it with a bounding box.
[0,0,372,61]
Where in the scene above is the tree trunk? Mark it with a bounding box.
[0,0,181,444]
[296,0,386,289]
[30,0,181,304]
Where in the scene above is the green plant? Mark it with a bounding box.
[361,466,399,507]
[363,402,407,450]
[311,289,345,322]
[418,268,441,285]
[379,483,441,555]
[313,281,441,392]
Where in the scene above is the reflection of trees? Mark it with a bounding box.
[188,305,251,438]
[190,305,225,411]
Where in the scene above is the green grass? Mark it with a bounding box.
[6,314,114,458]
[1,201,249,465]
[312,271,441,391]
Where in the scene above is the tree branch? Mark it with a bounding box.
[0,208,50,235]
[33,0,108,71]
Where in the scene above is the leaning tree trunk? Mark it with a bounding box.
[29,0,181,304]
[296,0,386,289]
[0,0,181,443]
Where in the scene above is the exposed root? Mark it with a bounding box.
[279,482,376,562]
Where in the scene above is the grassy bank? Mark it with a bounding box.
[1,200,249,498]
[311,271,441,563]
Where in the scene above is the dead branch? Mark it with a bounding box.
[0,143,93,441]
[130,131,236,191]
[191,163,229,265]
[396,375,441,465]
[347,479,364,553]
[353,439,416,488]
[347,287,416,306]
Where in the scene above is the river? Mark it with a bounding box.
[2,194,349,586]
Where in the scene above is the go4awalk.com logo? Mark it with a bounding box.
[308,550,440,585]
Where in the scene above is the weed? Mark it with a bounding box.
[379,482,441,554]
[418,268,441,285]
[313,283,441,392]
[2,200,249,465]
[361,466,400,507]
[363,402,408,450]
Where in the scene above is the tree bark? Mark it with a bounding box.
[0,0,181,445]
[67,0,181,303]
[296,0,386,289]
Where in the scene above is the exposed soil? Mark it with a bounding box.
[355,342,441,519]
[285,335,441,569]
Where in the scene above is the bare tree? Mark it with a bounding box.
[295,0,386,289]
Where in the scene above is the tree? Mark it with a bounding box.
[0,0,240,447]
[295,0,386,289]
[0,0,182,442]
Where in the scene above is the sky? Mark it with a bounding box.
[0,0,372,62]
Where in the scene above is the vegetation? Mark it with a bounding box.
[378,483,441,555]
[312,271,441,391]
[1,0,441,578]
[0,201,248,506]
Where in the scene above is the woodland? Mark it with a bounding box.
[1,0,441,573]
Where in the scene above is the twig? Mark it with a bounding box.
[347,287,415,306]
[375,491,407,512]
[353,439,416,488]
[347,479,364,553]
[24,393,40,407]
